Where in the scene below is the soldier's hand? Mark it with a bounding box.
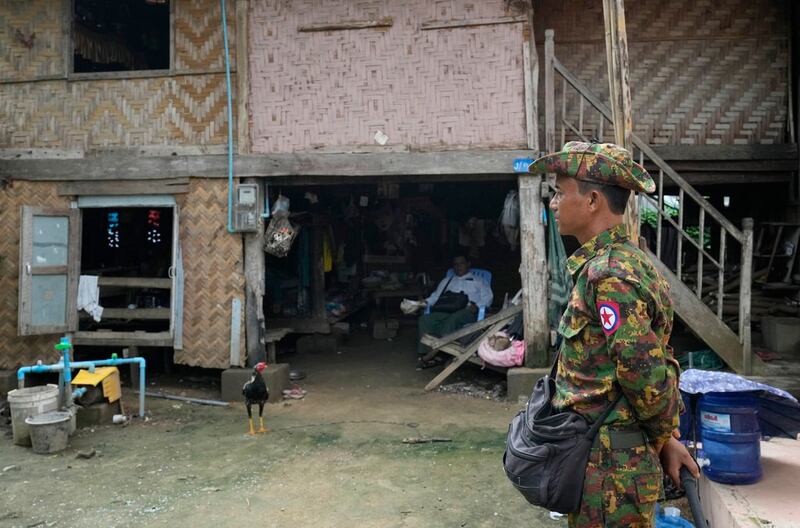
[659,436,699,488]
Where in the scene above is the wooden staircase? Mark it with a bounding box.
[543,30,762,375]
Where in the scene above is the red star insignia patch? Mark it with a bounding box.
[596,301,621,335]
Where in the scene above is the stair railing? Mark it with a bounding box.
[543,29,754,373]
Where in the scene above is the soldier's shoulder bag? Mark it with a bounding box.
[502,355,623,514]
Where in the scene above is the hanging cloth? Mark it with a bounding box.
[547,209,572,330]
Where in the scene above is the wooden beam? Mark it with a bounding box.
[299,17,393,32]
[0,148,83,160]
[83,308,171,320]
[642,161,797,173]
[519,175,550,367]
[419,16,525,31]
[424,318,510,391]
[602,0,638,238]
[73,331,173,347]
[646,144,799,162]
[420,304,522,350]
[525,4,539,153]
[266,317,329,334]
[2,150,533,181]
[57,178,189,196]
[659,172,792,186]
[97,277,172,289]
[544,29,556,153]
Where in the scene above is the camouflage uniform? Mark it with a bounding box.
[530,142,681,528]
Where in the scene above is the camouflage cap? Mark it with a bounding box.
[528,141,655,193]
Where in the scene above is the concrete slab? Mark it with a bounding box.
[761,316,800,355]
[507,367,549,403]
[0,370,17,397]
[221,363,290,402]
[76,401,121,428]
[699,437,800,528]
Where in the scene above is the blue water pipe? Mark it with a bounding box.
[221,0,235,233]
[17,345,147,418]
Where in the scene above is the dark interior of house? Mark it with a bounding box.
[73,0,170,73]
[79,207,173,332]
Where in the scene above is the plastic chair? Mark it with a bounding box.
[424,268,492,320]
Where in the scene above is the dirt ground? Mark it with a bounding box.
[0,328,686,528]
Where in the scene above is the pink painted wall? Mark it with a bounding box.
[249,1,528,153]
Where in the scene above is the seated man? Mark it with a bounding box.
[417,255,493,368]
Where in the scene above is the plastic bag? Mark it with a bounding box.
[477,331,524,367]
[272,195,291,214]
[264,214,299,257]
[400,298,425,315]
[500,190,520,250]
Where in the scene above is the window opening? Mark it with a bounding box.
[73,0,170,73]
[80,207,174,332]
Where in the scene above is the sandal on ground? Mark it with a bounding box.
[416,356,446,370]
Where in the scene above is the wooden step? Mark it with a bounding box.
[647,248,764,375]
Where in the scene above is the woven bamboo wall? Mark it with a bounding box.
[0,180,245,370]
[249,0,529,153]
[0,0,237,149]
[0,0,64,81]
[175,179,246,369]
[535,0,789,145]
[0,182,70,369]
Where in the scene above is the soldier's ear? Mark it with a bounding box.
[587,189,602,211]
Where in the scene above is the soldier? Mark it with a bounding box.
[529,141,698,527]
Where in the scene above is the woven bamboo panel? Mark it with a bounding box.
[174,179,245,369]
[0,182,70,369]
[174,0,237,71]
[536,0,789,146]
[0,0,63,82]
[249,0,528,153]
[0,75,236,148]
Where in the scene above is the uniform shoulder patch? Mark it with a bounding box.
[596,300,621,335]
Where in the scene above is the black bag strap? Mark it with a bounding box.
[441,275,455,294]
[548,349,624,441]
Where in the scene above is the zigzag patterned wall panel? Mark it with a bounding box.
[0,75,236,148]
[0,0,237,149]
[174,0,236,71]
[175,179,245,369]
[535,0,789,145]
[249,0,529,153]
[0,182,71,369]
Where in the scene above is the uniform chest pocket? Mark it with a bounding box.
[557,307,590,340]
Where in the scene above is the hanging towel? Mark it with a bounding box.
[77,275,104,322]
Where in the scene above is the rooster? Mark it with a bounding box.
[242,362,269,435]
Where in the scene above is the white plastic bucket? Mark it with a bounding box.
[25,411,71,454]
[7,384,59,447]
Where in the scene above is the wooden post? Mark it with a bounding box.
[243,184,266,367]
[544,29,556,154]
[739,218,754,375]
[524,4,539,153]
[236,0,266,367]
[602,0,638,238]
[123,346,139,388]
[519,175,550,367]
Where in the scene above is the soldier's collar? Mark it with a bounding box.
[566,223,630,276]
